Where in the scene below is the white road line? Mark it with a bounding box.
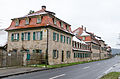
[49,74,66,79]
[83,66,90,69]
[104,67,113,74]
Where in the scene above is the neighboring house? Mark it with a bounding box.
[72,36,91,62]
[73,26,110,60]
[0,29,7,67]
[6,6,74,65]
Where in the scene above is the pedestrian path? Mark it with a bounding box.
[0,67,46,78]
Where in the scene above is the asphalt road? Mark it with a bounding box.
[3,56,120,79]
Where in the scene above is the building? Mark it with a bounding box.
[6,6,74,65]
[0,29,7,67]
[72,36,91,62]
[5,6,111,65]
[73,26,110,60]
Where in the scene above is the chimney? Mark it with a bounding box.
[42,5,46,10]
[81,25,84,29]
[84,27,86,32]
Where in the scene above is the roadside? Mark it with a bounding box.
[0,58,109,78]
[100,57,120,79]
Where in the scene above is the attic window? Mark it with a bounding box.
[25,18,29,25]
[15,19,19,26]
[66,25,69,31]
[53,18,57,25]
[37,16,42,24]
[60,22,63,28]
[82,37,85,40]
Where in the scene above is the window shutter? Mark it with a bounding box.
[11,34,14,41]
[40,31,43,40]
[53,32,56,41]
[67,37,68,44]
[60,35,63,42]
[21,33,24,41]
[57,34,59,42]
[28,32,30,40]
[17,33,19,41]
[64,36,65,43]
[33,32,35,40]
[69,38,71,45]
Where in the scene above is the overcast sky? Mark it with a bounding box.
[0,0,120,48]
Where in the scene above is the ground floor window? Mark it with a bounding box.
[53,50,59,59]
[74,52,91,58]
[66,51,71,58]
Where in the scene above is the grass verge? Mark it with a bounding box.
[29,58,109,68]
[100,72,120,79]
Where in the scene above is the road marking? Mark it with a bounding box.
[49,74,66,79]
[83,66,90,69]
[104,67,113,74]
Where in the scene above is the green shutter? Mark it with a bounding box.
[64,36,65,43]
[11,34,14,41]
[33,32,35,40]
[53,32,56,41]
[67,37,68,44]
[69,38,71,45]
[60,35,63,42]
[17,33,19,41]
[28,32,30,40]
[21,33,24,41]
[57,34,59,42]
[40,31,43,40]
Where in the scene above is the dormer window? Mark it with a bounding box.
[37,16,42,24]
[53,18,57,25]
[15,19,19,26]
[60,22,63,28]
[25,18,29,25]
[66,25,69,31]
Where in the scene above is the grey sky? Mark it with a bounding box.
[0,0,120,48]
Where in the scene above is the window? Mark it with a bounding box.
[53,32,59,42]
[60,35,63,42]
[21,32,30,41]
[11,33,19,41]
[66,25,69,31]
[82,37,85,40]
[53,18,57,25]
[37,16,42,23]
[57,34,59,42]
[60,22,63,28]
[66,51,71,58]
[15,19,19,26]
[53,32,56,41]
[33,49,42,53]
[53,50,59,59]
[25,18,29,25]
[67,37,71,44]
[33,31,43,40]
[64,36,65,43]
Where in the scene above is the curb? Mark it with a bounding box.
[0,68,55,78]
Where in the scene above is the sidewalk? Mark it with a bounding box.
[0,67,47,78]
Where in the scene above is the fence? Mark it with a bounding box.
[0,51,46,67]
